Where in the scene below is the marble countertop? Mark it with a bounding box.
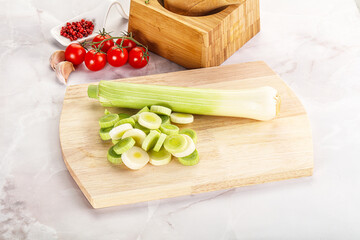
[1,0,360,239]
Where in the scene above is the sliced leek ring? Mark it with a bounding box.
[141,130,160,151]
[149,148,172,166]
[114,117,136,127]
[138,112,162,129]
[178,149,199,166]
[134,122,150,134]
[160,123,179,135]
[160,115,170,124]
[107,146,123,165]
[109,123,133,140]
[132,106,150,122]
[113,137,135,155]
[99,114,119,128]
[137,106,150,114]
[131,114,139,122]
[99,127,112,141]
[170,113,194,124]
[122,129,147,146]
[118,113,131,120]
[122,146,149,170]
[163,134,187,154]
[153,133,167,152]
[172,134,196,158]
[150,105,172,116]
[179,128,197,144]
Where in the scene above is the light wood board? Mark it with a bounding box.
[60,61,313,208]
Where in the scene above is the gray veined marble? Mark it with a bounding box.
[1,0,360,239]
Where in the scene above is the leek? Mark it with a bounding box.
[178,149,199,166]
[88,81,280,121]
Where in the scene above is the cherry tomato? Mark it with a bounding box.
[128,47,149,69]
[107,46,128,67]
[92,34,114,53]
[116,38,137,52]
[64,43,86,65]
[84,49,107,71]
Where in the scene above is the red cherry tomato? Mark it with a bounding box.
[84,49,107,71]
[128,47,149,69]
[64,43,86,65]
[116,38,137,52]
[107,46,128,67]
[92,34,114,53]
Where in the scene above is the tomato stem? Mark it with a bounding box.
[78,41,89,51]
[90,36,146,50]
[97,28,113,37]
[91,44,106,55]
[83,31,149,63]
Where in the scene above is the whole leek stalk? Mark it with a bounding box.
[88,81,280,121]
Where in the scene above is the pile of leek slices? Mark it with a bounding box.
[99,105,199,170]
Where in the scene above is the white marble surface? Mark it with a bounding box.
[1,0,360,239]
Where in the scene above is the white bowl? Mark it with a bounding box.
[50,0,130,46]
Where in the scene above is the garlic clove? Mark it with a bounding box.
[50,50,65,70]
[55,61,75,85]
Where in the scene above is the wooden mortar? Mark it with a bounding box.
[164,0,245,16]
[128,0,260,68]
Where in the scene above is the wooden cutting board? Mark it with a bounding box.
[60,61,313,209]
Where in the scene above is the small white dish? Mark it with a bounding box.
[50,0,130,46]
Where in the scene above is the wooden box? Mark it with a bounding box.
[128,0,260,68]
